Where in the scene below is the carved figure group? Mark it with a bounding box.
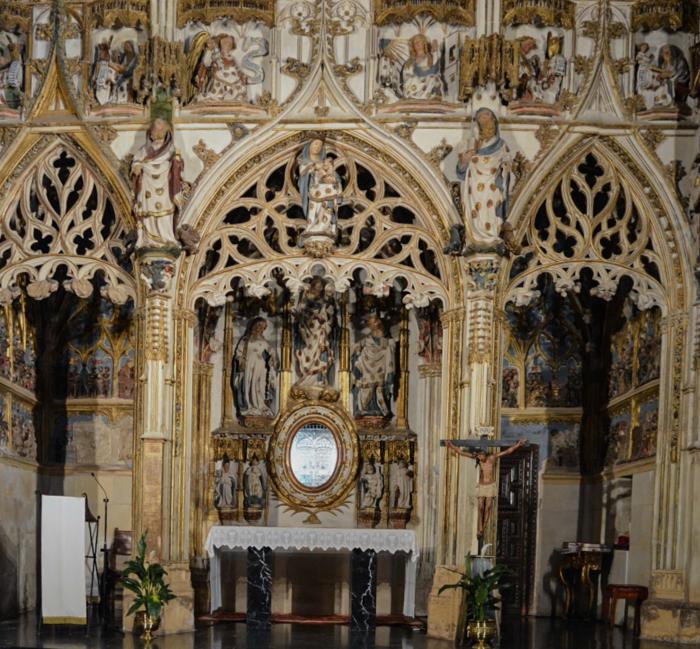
[514,33,567,105]
[293,277,337,392]
[636,43,691,114]
[232,316,278,418]
[91,38,139,105]
[130,118,184,248]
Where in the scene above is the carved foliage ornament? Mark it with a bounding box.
[374,0,475,27]
[177,0,275,28]
[0,144,135,305]
[507,149,667,313]
[631,0,699,34]
[0,1,31,32]
[91,0,150,28]
[502,0,575,29]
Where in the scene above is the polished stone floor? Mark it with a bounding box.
[0,614,680,649]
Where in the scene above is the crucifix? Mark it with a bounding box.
[440,438,528,549]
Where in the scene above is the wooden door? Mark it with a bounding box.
[496,445,538,617]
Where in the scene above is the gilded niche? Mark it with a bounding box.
[502,0,575,29]
[374,0,475,27]
[177,0,275,28]
[92,0,150,29]
[631,0,699,34]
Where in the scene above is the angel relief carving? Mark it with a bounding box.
[374,16,466,106]
[378,33,445,101]
[184,25,269,105]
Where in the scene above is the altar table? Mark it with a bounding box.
[205,526,419,627]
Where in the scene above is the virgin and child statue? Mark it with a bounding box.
[292,277,338,398]
[296,139,343,254]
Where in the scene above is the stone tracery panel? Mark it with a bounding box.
[507,147,667,313]
[187,136,449,308]
[0,142,135,305]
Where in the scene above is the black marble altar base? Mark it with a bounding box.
[350,548,377,630]
[247,546,272,628]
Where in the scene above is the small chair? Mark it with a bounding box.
[604,584,649,636]
[107,529,133,622]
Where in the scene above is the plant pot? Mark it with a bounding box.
[466,619,497,648]
[134,611,161,641]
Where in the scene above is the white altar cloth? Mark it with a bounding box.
[205,526,419,617]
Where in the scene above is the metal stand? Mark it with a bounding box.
[91,473,110,627]
[83,493,100,628]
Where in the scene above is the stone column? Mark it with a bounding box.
[437,256,501,566]
[435,304,465,566]
[127,248,194,635]
[351,548,377,629]
[247,546,272,628]
[642,310,699,642]
[415,362,442,614]
[395,308,410,430]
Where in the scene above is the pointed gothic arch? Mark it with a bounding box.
[179,130,462,308]
[505,136,693,314]
[0,138,136,305]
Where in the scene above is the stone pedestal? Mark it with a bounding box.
[426,565,465,642]
[158,563,195,634]
[247,546,272,628]
[351,548,377,630]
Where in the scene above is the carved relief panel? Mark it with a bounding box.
[501,1,575,115]
[372,6,474,110]
[178,5,272,112]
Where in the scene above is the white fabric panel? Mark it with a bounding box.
[205,526,419,617]
[41,496,87,624]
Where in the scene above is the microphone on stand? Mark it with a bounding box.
[91,472,110,626]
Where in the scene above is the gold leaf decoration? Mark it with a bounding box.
[177,0,275,28]
[502,0,575,29]
[374,0,475,27]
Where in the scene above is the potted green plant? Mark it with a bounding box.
[439,555,512,648]
[120,531,176,641]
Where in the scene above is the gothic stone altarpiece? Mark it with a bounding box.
[0,0,699,641]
